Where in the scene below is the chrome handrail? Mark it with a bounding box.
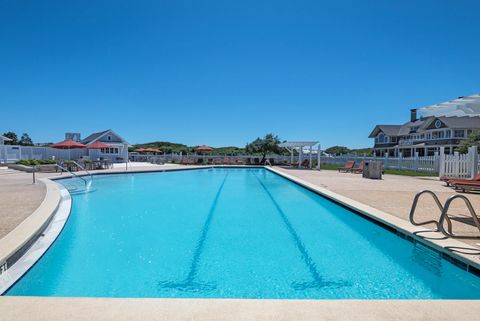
[56,164,88,187]
[439,194,480,239]
[72,160,93,181]
[409,190,453,234]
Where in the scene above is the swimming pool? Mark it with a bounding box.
[5,168,480,298]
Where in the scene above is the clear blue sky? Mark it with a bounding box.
[1,0,480,148]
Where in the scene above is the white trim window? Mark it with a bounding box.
[100,147,119,154]
[453,130,465,138]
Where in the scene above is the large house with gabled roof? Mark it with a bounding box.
[369,94,480,157]
[67,129,130,162]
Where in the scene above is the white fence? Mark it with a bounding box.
[0,145,126,164]
[439,146,478,179]
[321,154,439,173]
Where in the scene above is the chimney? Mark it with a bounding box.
[410,109,417,122]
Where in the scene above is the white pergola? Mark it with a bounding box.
[278,141,321,169]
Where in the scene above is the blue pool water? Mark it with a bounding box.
[6,168,480,298]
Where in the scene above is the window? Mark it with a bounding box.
[378,134,385,143]
[426,133,431,140]
[107,135,112,141]
[446,130,451,138]
[454,130,465,138]
[391,137,397,143]
[100,148,119,154]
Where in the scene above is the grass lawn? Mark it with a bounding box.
[319,164,437,177]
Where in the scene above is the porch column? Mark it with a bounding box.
[317,144,321,170]
[298,148,303,168]
[309,145,313,169]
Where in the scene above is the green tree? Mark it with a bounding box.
[457,131,480,153]
[2,131,18,145]
[245,133,282,162]
[325,145,349,155]
[19,133,34,146]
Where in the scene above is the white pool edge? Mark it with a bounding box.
[0,180,71,294]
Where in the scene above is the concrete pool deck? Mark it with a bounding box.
[1,164,480,320]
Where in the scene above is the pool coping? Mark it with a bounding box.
[0,180,72,294]
[0,165,479,296]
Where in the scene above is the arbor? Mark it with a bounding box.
[2,131,18,145]
[245,133,282,162]
[19,133,34,146]
[457,131,480,153]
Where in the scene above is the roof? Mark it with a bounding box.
[81,130,111,144]
[81,129,128,145]
[368,125,402,138]
[278,141,319,148]
[422,116,480,129]
[418,94,480,117]
[0,135,12,141]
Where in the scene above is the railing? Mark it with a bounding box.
[321,155,439,173]
[72,160,94,181]
[439,194,480,239]
[56,164,89,187]
[409,190,452,234]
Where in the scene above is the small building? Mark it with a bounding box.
[369,94,480,157]
[80,129,130,162]
[0,135,12,145]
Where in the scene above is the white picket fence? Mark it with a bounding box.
[439,146,478,179]
[321,154,439,173]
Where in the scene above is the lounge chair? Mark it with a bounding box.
[450,180,480,193]
[338,160,355,173]
[444,174,480,187]
[351,161,365,174]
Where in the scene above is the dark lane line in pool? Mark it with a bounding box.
[158,173,229,291]
[252,173,349,290]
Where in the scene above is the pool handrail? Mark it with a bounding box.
[439,194,480,239]
[409,190,453,234]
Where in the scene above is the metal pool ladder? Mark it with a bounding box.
[409,190,480,239]
[56,164,92,191]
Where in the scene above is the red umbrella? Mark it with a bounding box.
[195,145,214,152]
[50,140,87,149]
[87,141,111,149]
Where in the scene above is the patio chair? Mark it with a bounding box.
[338,160,355,173]
[351,161,365,174]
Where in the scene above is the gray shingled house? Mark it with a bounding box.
[369,95,480,157]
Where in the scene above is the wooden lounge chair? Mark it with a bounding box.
[338,160,355,173]
[351,161,365,174]
[450,180,480,193]
[445,174,480,187]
